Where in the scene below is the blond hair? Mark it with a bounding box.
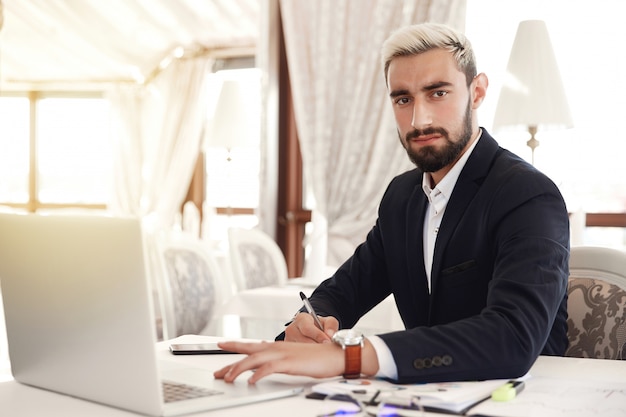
[382,23,477,86]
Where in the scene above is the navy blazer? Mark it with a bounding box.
[294,129,570,384]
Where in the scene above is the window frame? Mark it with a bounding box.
[0,90,108,213]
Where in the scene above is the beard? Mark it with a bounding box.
[400,100,473,173]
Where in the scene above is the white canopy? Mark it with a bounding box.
[0,0,260,91]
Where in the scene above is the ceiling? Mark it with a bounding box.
[0,0,261,91]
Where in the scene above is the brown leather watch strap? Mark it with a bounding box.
[333,329,364,379]
[343,344,361,379]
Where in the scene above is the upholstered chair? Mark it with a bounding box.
[565,246,626,360]
[227,227,288,292]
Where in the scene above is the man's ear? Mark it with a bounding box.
[471,73,489,109]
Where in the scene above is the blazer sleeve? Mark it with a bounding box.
[273,172,417,340]
[302,179,406,328]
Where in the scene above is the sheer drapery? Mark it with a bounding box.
[279,0,466,275]
[107,56,212,230]
[106,57,211,335]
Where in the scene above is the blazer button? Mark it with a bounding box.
[432,356,442,367]
[423,358,432,368]
[442,355,453,366]
[413,358,425,370]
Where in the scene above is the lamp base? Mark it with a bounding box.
[526,125,539,165]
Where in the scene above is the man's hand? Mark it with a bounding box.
[213,340,343,383]
[284,313,339,343]
[214,338,380,383]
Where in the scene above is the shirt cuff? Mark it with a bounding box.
[368,335,398,380]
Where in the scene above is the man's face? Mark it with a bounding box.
[387,49,479,175]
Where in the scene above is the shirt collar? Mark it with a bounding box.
[422,129,483,199]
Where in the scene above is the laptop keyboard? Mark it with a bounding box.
[162,381,223,403]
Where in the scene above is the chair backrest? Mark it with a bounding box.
[156,233,226,340]
[565,246,626,360]
[227,227,288,292]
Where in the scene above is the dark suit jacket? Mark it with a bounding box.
[280,129,570,384]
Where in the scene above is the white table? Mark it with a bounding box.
[1,334,626,417]
[217,279,405,340]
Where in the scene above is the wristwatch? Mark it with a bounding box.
[332,329,364,379]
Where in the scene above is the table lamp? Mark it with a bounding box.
[203,78,255,218]
[204,79,254,160]
[492,20,573,165]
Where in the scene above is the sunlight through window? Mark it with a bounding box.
[37,97,111,204]
[0,94,111,210]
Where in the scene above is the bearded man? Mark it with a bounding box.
[215,22,569,385]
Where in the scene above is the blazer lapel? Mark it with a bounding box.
[430,131,500,293]
[405,179,431,324]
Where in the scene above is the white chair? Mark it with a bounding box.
[225,227,290,340]
[566,246,626,360]
[155,233,227,340]
[227,227,288,292]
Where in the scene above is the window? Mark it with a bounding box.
[0,93,111,212]
[466,0,626,249]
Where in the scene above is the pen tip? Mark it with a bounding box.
[299,291,306,300]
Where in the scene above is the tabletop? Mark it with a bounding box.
[2,334,626,416]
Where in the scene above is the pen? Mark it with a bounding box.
[491,380,525,402]
[299,291,324,330]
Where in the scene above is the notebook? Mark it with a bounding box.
[0,213,304,416]
[312,377,513,415]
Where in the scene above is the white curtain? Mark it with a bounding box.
[106,57,212,337]
[279,0,467,276]
[107,56,212,230]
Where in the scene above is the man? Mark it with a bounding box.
[214,22,569,384]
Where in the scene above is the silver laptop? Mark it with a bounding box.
[0,213,304,416]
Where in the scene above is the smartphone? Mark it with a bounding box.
[169,343,238,355]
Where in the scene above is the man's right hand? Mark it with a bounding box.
[283,312,338,343]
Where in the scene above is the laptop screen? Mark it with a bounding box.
[0,214,164,415]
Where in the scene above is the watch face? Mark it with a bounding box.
[332,329,364,346]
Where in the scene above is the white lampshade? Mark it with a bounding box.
[493,20,573,132]
[204,79,255,150]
